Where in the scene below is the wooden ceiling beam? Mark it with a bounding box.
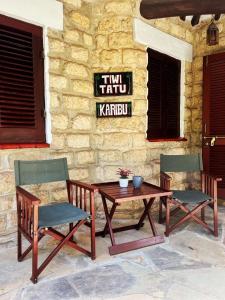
[140,0,225,19]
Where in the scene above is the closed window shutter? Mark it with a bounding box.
[0,15,45,144]
[147,48,180,139]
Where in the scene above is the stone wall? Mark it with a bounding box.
[91,0,195,217]
[0,0,207,238]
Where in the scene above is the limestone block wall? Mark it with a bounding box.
[0,0,203,237]
[91,0,195,217]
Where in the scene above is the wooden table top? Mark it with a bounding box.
[93,181,172,203]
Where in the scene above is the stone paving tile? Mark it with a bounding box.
[169,230,225,266]
[17,278,79,300]
[1,209,225,300]
[144,247,211,271]
[67,264,135,298]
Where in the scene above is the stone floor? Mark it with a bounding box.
[1,206,225,300]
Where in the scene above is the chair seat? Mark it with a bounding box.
[172,190,212,204]
[38,202,89,228]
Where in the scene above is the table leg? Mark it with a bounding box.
[165,197,170,237]
[137,198,154,230]
[143,198,158,236]
[102,196,116,246]
[101,203,117,237]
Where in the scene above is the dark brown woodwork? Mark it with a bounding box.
[16,180,97,283]
[191,15,200,26]
[159,171,221,236]
[94,181,172,255]
[203,52,225,198]
[214,14,221,21]
[147,48,180,139]
[0,14,45,144]
[140,0,225,20]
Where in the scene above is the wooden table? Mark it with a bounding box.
[94,181,172,255]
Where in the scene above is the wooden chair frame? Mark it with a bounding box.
[159,171,222,237]
[16,180,97,283]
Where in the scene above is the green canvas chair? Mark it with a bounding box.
[159,154,222,237]
[14,158,97,283]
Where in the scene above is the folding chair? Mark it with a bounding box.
[14,158,97,283]
[159,154,222,237]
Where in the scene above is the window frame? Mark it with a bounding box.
[146,48,185,141]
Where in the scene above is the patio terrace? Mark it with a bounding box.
[1,206,225,300]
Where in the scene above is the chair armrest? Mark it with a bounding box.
[160,172,172,190]
[16,186,40,237]
[16,186,41,205]
[201,172,222,182]
[201,172,222,199]
[67,180,98,192]
[66,180,97,218]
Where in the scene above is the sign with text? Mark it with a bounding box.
[96,102,132,118]
[94,72,133,97]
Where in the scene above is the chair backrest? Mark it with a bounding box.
[160,154,203,173]
[14,158,69,186]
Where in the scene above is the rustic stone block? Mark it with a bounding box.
[49,40,65,53]
[0,195,14,211]
[83,33,93,46]
[123,150,147,164]
[70,12,90,30]
[0,172,15,195]
[64,62,89,78]
[0,156,9,171]
[50,75,67,90]
[77,151,95,165]
[97,16,132,34]
[123,49,146,65]
[71,46,89,62]
[96,35,108,49]
[52,115,69,130]
[108,32,133,48]
[98,151,122,163]
[132,134,146,147]
[62,96,90,111]
[69,168,89,180]
[103,133,132,148]
[0,214,7,233]
[50,92,60,108]
[100,50,122,66]
[72,115,92,130]
[105,1,132,15]
[133,100,147,115]
[72,80,92,95]
[67,135,90,148]
[51,134,65,150]
[64,30,80,43]
[49,59,61,72]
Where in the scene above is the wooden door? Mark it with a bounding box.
[203,52,225,198]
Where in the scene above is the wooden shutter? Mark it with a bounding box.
[0,14,45,144]
[147,48,180,139]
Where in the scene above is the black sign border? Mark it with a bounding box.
[94,72,133,97]
[96,102,132,118]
